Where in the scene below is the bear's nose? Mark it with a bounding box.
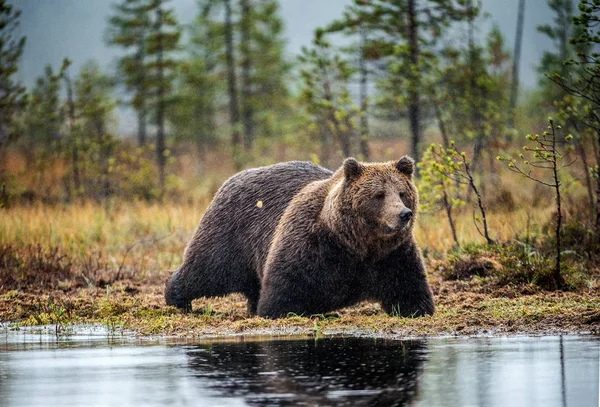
[400,208,412,222]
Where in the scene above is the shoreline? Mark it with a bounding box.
[2,281,599,339]
[1,322,598,342]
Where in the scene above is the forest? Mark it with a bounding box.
[0,0,599,336]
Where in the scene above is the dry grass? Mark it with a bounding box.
[0,196,556,268]
[1,198,598,337]
[1,139,599,337]
[0,201,199,284]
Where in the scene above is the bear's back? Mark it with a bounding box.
[194,161,333,275]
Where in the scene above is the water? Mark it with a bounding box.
[0,331,598,406]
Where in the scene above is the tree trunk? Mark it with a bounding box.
[558,2,569,78]
[240,0,254,151]
[318,55,351,158]
[596,129,600,231]
[359,27,370,161]
[407,0,421,163]
[433,100,450,149]
[224,0,242,169]
[155,5,166,200]
[442,189,459,247]
[95,119,110,201]
[323,82,351,157]
[576,134,595,218]
[138,105,147,147]
[552,131,564,289]
[64,69,80,197]
[468,0,485,172]
[508,0,525,128]
[318,120,332,168]
[136,36,147,146]
[596,167,600,232]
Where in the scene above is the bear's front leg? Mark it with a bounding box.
[257,266,328,319]
[374,242,435,317]
[257,236,354,319]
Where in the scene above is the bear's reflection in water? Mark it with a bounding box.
[182,337,428,406]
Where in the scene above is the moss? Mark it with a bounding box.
[2,277,599,337]
[440,225,599,291]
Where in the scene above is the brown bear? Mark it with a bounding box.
[165,157,435,318]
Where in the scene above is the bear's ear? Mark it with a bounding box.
[343,157,362,181]
[396,156,415,178]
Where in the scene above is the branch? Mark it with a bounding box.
[472,210,485,240]
[559,158,578,170]
[507,163,557,187]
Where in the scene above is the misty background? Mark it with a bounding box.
[15,0,554,136]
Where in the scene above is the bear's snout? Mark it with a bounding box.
[399,208,413,223]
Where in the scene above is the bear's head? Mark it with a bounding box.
[324,156,418,257]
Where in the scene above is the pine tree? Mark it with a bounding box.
[299,32,360,164]
[499,118,573,289]
[322,1,373,160]
[0,0,26,178]
[60,58,81,196]
[145,0,181,199]
[244,0,290,146]
[20,64,64,196]
[328,0,473,162]
[240,0,253,150]
[74,60,117,200]
[537,0,595,220]
[536,0,582,103]
[168,0,221,168]
[106,0,153,146]
[548,0,600,230]
[224,0,242,169]
[22,65,63,166]
[509,0,526,127]
[358,27,370,161]
[432,25,511,173]
[176,0,290,167]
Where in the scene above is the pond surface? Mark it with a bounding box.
[0,331,598,406]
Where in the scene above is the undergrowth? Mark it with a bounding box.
[440,219,599,291]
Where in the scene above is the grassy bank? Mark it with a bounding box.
[2,270,599,338]
[1,201,599,338]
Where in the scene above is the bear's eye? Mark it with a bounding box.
[374,191,385,200]
[399,192,407,201]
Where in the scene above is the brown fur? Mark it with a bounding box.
[165,158,435,318]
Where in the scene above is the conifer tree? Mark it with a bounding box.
[240,0,253,150]
[549,0,600,230]
[538,0,596,222]
[0,0,26,179]
[177,0,290,166]
[509,0,526,128]
[146,0,181,198]
[169,0,220,168]
[74,60,117,200]
[432,25,511,173]
[326,0,474,162]
[244,0,290,145]
[299,32,360,163]
[22,66,63,166]
[224,0,242,168]
[60,58,81,196]
[536,0,584,103]
[106,0,153,146]
[499,118,572,289]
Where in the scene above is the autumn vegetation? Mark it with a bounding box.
[0,0,599,336]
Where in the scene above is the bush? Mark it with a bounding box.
[441,229,598,291]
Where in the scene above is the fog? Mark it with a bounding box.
[14,0,555,134]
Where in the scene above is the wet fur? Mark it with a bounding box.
[165,158,435,318]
